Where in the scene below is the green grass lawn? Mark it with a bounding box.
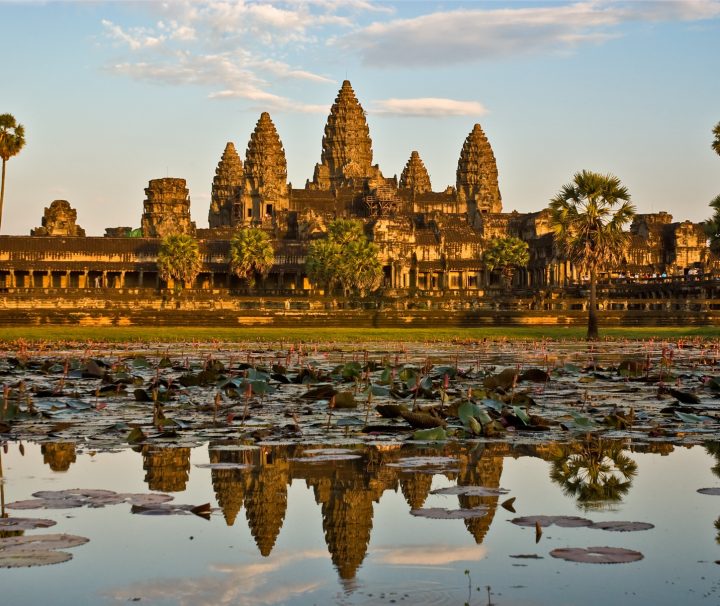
[1,325,719,344]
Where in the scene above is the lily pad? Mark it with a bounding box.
[511,515,593,528]
[589,521,654,532]
[697,487,720,496]
[410,506,489,519]
[0,550,72,568]
[550,546,644,564]
[0,517,57,530]
[0,533,89,551]
[431,486,509,497]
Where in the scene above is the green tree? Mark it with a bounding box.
[548,170,635,340]
[229,227,274,288]
[0,114,26,231]
[713,121,720,157]
[156,233,202,288]
[305,219,382,296]
[483,236,530,289]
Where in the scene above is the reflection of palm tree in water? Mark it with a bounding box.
[702,442,720,543]
[550,436,637,510]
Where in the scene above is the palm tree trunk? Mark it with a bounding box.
[587,271,599,340]
[0,158,6,232]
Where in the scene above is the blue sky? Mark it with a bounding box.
[2,0,719,235]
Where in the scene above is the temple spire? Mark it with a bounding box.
[239,112,288,223]
[399,151,432,195]
[456,124,502,215]
[312,80,374,190]
[209,142,243,228]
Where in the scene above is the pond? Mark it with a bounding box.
[1,339,720,604]
[2,440,720,605]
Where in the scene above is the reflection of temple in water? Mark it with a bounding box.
[244,447,290,557]
[41,441,77,472]
[142,445,191,492]
[456,443,508,543]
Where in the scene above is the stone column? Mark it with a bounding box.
[139,270,144,288]
[102,271,108,288]
[120,271,126,288]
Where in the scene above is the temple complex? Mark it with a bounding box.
[0,79,716,326]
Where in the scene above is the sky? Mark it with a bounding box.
[1,0,719,236]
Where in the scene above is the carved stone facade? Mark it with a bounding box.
[209,142,243,229]
[3,79,713,302]
[31,200,85,237]
[141,178,196,238]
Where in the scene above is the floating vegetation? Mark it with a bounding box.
[410,506,489,519]
[549,546,644,564]
[0,533,89,569]
[7,489,173,510]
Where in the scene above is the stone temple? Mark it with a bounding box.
[0,80,713,326]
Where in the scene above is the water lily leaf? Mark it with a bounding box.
[195,462,251,469]
[401,410,446,429]
[467,416,482,435]
[398,366,418,385]
[131,356,150,369]
[570,412,597,427]
[480,398,503,412]
[0,550,73,568]
[512,406,530,426]
[333,391,357,409]
[250,380,274,396]
[431,486,509,497]
[365,384,390,397]
[0,533,89,551]
[697,487,720,496]
[675,411,713,424]
[410,506,488,519]
[550,546,643,564]
[511,515,593,528]
[589,521,654,532]
[411,427,447,441]
[0,517,56,530]
[127,427,147,444]
[520,368,549,383]
[387,456,457,469]
[375,403,405,418]
[336,416,365,427]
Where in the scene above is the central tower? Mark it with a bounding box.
[311,80,376,190]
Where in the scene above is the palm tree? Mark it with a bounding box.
[483,236,530,289]
[305,219,382,296]
[0,114,26,231]
[156,233,202,288]
[550,437,638,510]
[548,170,635,340]
[704,195,720,254]
[229,227,274,288]
[713,121,720,157]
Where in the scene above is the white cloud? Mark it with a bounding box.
[371,97,487,118]
[339,0,720,67]
[99,2,357,110]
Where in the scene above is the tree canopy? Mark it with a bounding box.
[305,219,382,296]
[713,121,720,157]
[483,236,530,288]
[548,170,635,339]
[229,227,275,288]
[157,233,202,287]
[0,113,26,231]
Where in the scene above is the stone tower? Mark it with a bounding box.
[311,80,376,190]
[238,112,288,224]
[399,151,432,195]
[31,200,86,237]
[209,142,243,229]
[456,124,502,217]
[141,178,196,238]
